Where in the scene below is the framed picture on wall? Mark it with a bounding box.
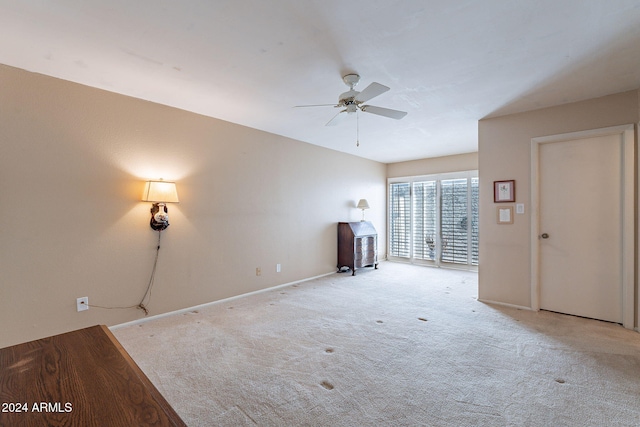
[497,206,514,224]
[494,180,515,202]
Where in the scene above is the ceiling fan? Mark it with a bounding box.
[296,74,408,127]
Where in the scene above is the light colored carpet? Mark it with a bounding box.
[113,262,640,426]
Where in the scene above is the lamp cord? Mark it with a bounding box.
[87,230,162,316]
[137,230,162,315]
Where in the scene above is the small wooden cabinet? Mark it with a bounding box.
[337,221,378,275]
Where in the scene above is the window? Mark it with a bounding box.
[388,171,478,268]
[389,182,411,258]
[412,180,437,261]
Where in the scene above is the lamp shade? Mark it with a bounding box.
[357,199,370,210]
[142,180,179,203]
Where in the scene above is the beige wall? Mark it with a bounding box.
[387,152,478,178]
[478,90,639,308]
[0,65,387,347]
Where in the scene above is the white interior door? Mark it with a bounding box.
[537,131,629,324]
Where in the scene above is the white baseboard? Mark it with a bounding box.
[110,271,336,330]
[477,298,533,312]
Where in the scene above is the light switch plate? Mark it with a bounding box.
[516,203,525,214]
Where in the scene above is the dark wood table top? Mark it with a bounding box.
[0,325,186,427]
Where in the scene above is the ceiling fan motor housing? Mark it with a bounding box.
[339,75,361,108]
[339,89,359,106]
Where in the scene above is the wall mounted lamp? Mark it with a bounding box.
[357,199,370,221]
[142,180,179,231]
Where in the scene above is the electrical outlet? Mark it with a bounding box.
[276,263,281,273]
[256,267,261,276]
[77,297,89,312]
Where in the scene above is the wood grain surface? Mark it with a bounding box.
[0,325,186,427]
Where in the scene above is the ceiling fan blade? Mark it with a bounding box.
[294,103,337,108]
[354,82,390,103]
[326,110,347,126]
[360,105,407,120]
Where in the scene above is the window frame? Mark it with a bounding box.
[387,170,479,270]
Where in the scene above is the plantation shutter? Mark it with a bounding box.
[440,178,468,264]
[389,182,411,258]
[412,181,437,261]
[388,172,478,268]
[471,177,479,265]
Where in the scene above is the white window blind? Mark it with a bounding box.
[389,182,411,258]
[441,178,468,264]
[471,177,479,266]
[388,172,478,268]
[412,181,437,261]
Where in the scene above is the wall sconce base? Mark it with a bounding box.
[149,202,170,231]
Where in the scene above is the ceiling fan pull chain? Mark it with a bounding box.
[356,110,360,147]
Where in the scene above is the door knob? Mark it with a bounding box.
[540,233,549,239]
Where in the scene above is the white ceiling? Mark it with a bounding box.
[1,1,640,163]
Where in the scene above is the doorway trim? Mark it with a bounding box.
[530,124,635,329]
